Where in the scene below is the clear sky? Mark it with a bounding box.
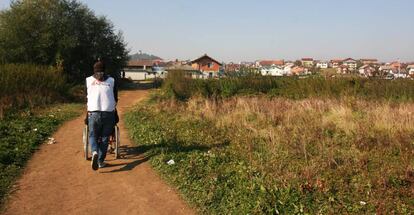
[1,0,413,62]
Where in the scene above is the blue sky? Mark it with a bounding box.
[1,0,413,62]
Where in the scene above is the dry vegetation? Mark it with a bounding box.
[142,95,414,213]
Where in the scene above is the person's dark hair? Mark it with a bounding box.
[93,60,105,73]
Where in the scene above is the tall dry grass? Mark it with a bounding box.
[0,64,68,117]
[155,96,414,212]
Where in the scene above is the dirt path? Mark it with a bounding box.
[3,89,194,215]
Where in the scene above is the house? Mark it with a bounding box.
[124,59,164,80]
[258,60,285,67]
[224,63,241,72]
[291,66,308,75]
[342,58,358,71]
[337,65,349,74]
[316,61,329,69]
[330,59,342,68]
[301,58,314,67]
[408,65,414,76]
[379,65,396,76]
[260,66,286,76]
[360,59,378,65]
[358,65,376,77]
[165,63,202,79]
[126,59,163,71]
[191,54,222,78]
[389,61,402,70]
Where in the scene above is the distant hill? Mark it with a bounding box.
[129,52,162,61]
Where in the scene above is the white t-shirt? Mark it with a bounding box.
[86,76,116,112]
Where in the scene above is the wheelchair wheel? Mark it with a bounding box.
[83,125,89,160]
[114,125,120,159]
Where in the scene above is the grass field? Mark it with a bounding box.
[126,75,414,214]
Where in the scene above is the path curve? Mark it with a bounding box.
[3,89,194,215]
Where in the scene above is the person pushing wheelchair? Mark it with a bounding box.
[85,60,118,170]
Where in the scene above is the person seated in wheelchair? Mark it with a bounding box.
[85,60,118,171]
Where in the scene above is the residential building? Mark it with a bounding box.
[301,58,314,67]
[224,63,241,72]
[316,61,329,69]
[258,60,285,67]
[358,65,376,77]
[330,59,342,68]
[342,58,358,71]
[191,54,222,78]
[360,59,378,65]
[124,59,164,80]
[291,66,308,75]
[408,65,414,76]
[337,65,349,74]
[379,65,396,76]
[260,66,286,76]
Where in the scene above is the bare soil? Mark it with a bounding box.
[2,89,194,215]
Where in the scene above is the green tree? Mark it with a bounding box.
[0,0,128,82]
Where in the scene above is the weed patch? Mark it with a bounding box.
[0,103,82,208]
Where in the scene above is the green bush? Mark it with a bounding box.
[162,75,414,102]
[0,64,69,117]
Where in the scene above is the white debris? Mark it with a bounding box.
[167,159,175,165]
[359,201,367,206]
[47,137,57,145]
[33,128,38,132]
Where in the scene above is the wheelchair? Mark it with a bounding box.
[83,125,120,160]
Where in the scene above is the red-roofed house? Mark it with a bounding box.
[258,60,285,67]
[191,54,222,78]
[330,59,343,68]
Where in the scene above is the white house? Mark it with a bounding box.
[283,63,295,76]
[358,65,376,77]
[316,61,329,69]
[260,66,286,76]
[408,65,414,76]
[379,65,395,75]
[342,58,358,71]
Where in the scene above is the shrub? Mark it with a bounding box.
[162,76,414,102]
[0,64,69,117]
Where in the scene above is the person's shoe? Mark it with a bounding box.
[91,151,99,171]
[98,162,106,168]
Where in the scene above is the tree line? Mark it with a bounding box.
[0,0,128,83]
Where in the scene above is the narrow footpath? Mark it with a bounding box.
[3,89,194,215]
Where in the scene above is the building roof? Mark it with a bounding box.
[191,54,222,66]
[343,58,357,62]
[259,60,284,66]
[165,64,199,71]
[301,58,314,61]
[127,59,162,67]
[360,59,378,62]
[330,59,343,63]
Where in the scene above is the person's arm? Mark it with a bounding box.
[113,78,119,124]
[84,79,88,125]
[113,78,118,103]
